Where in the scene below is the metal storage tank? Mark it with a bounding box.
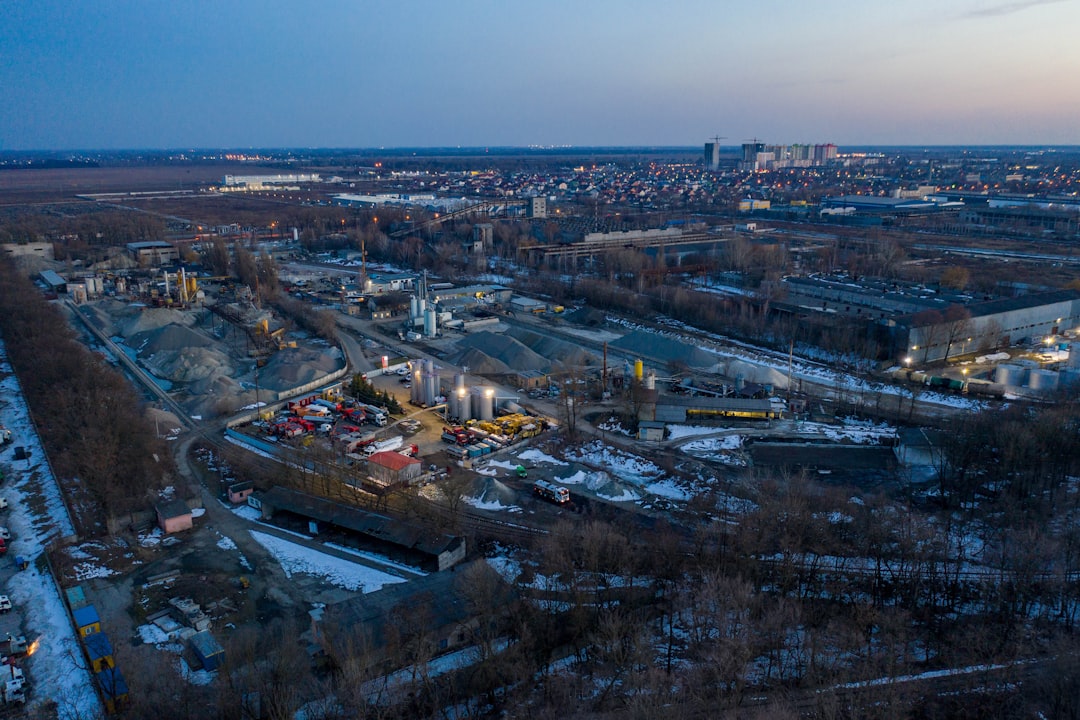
[473,387,495,421]
[994,364,1028,386]
[500,400,524,415]
[1061,369,1080,388]
[451,387,471,421]
[410,369,423,404]
[409,296,419,321]
[1027,368,1058,391]
[1069,343,1080,370]
[633,359,644,381]
[423,364,439,406]
[644,371,656,390]
[424,307,437,338]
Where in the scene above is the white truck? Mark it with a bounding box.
[363,435,403,456]
[361,405,389,426]
[2,674,24,705]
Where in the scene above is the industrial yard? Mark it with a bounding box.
[3,148,1080,719]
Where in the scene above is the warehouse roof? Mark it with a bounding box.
[261,486,461,558]
[368,451,420,471]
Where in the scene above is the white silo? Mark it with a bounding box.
[473,386,495,421]
[1069,343,1080,370]
[423,360,438,406]
[1027,368,1059,392]
[994,364,1028,387]
[424,307,437,338]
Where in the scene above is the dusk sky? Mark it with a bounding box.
[2,0,1078,150]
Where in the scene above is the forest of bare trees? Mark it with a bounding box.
[0,259,174,533]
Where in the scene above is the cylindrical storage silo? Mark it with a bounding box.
[410,296,419,320]
[417,298,426,316]
[1069,343,1080,370]
[425,370,439,407]
[455,387,471,421]
[410,370,423,404]
[455,373,466,392]
[1060,369,1080,388]
[500,400,524,415]
[735,374,746,392]
[644,371,656,390]
[473,387,494,421]
[994,364,1028,386]
[424,307,437,338]
[1027,368,1058,391]
[633,359,644,381]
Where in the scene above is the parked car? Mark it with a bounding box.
[0,498,7,509]
[0,596,10,613]
[0,529,10,541]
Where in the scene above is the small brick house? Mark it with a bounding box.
[156,499,193,534]
[227,481,254,504]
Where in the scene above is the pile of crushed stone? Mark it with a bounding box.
[453,331,551,373]
[257,346,345,391]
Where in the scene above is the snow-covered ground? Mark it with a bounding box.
[0,341,100,718]
[249,531,407,593]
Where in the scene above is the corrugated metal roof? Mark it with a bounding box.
[261,486,461,557]
[73,605,100,626]
[368,451,420,471]
[653,405,687,423]
[84,632,113,659]
[189,630,224,659]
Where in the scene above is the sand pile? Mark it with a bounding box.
[581,471,640,503]
[508,328,598,368]
[79,299,128,336]
[456,347,512,375]
[144,407,185,437]
[468,477,521,508]
[145,345,233,383]
[453,331,551,373]
[120,306,198,337]
[129,323,213,356]
[703,358,790,389]
[258,346,345,391]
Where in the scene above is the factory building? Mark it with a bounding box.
[126,241,179,267]
[889,289,1080,363]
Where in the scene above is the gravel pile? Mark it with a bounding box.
[453,331,551,373]
[258,346,345,392]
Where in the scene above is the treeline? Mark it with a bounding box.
[0,260,173,534]
[0,210,167,261]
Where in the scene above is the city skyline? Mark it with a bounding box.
[2,0,1078,151]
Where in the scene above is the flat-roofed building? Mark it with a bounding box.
[126,241,179,267]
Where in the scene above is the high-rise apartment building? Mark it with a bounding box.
[703,142,721,170]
